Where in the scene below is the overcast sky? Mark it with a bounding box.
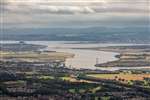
[1,0,149,28]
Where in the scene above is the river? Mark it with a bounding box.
[1,41,149,71]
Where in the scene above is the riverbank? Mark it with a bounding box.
[68,44,150,69]
[1,41,150,71]
[95,46,150,68]
[0,41,119,70]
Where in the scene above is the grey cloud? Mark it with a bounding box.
[1,0,149,28]
[1,0,149,14]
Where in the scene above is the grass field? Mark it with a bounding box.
[0,51,74,62]
[87,73,150,81]
[61,76,93,83]
[39,76,54,80]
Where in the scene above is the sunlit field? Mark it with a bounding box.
[87,73,150,81]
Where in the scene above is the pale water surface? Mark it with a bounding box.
[1,41,149,71]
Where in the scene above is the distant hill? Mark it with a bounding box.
[1,27,150,43]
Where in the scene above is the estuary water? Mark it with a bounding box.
[1,41,149,71]
[27,41,119,70]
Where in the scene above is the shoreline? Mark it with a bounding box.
[1,41,150,71]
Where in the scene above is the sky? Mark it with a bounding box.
[0,0,149,29]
